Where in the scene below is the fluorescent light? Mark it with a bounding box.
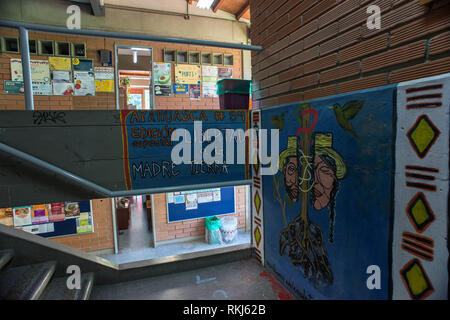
[130,47,150,51]
[133,51,138,64]
[197,0,214,10]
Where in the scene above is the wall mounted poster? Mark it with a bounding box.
[94,67,114,92]
[175,64,201,85]
[48,57,72,71]
[13,206,32,227]
[155,85,171,96]
[173,83,188,95]
[53,82,74,96]
[4,80,52,95]
[189,84,201,100]
[153,62,171,85]
[10,59,51,82]
[72,58,93,71]
[32,82,52,95]
[4,80,24,94]
[52,70,72,82]
[218,67,232,78]
[202,65,218,98]
[74,71,95,96]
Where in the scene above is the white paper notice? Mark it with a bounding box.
[185,194,198,210]
[197,192,213,204]
[32,82,52,95]
[167,193,174,204]
[213,189,221,201]
[52,70,72,82]
[74,71,95,96]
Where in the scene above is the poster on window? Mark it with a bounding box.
[10,59,51,82]
[153,62,171,85]
[189,84,201,100]
[175,64,201,85]
[74,71,95,96]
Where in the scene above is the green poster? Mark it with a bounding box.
[4,81,24,94]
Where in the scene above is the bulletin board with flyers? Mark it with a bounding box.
[166,187,235,223]
[0,200,94,238]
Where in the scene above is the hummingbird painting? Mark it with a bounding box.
[271,111,286,131]
[330,100,364,138]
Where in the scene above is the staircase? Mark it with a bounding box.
[0,224,252,300]
[0,249,94,300]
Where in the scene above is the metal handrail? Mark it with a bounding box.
[0,141,252,200]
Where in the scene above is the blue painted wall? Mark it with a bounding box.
[261,85,396,299]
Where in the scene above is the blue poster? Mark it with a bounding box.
[120,110,250,191]
[173,83,189,95]
[261,85,396,299]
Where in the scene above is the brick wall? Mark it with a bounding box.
[154,186,247,243]
[250,0,450,108]
[0,27,243,110]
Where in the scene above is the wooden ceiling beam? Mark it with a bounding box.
[236,1,250,20]
[212,0,226,13]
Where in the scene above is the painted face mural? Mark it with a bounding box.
[274,103,353,289]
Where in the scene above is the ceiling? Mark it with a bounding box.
[209,0,250,20]
[72,0,250,22]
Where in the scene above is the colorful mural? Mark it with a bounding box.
[258,73,449,300]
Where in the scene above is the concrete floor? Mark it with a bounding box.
[101,196,251,265]
[90,258,296,300]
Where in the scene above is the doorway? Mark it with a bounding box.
[115,45,153,110]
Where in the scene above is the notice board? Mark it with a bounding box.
[166,187,235,223]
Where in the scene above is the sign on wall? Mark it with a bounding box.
[10,59,51,83]
[175,64,201,85]
[94,67,114,92]
[119,109,250,192]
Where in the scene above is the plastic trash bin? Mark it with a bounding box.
[220,216,238,243]
[217,79,251,110]
[205,216,223,244]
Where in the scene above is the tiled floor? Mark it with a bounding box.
[90,258,296,300]
[101,196,251,265]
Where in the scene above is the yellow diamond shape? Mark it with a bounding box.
[400,259,434,300]
[254,227,261,246]
[407,115,440,158]
[411,198,429,226]
[254,191,261,214]
[406,263,428,296]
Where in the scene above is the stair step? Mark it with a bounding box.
[0,249,14,271]
[0,261,56,300]
[40,272,94,300]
